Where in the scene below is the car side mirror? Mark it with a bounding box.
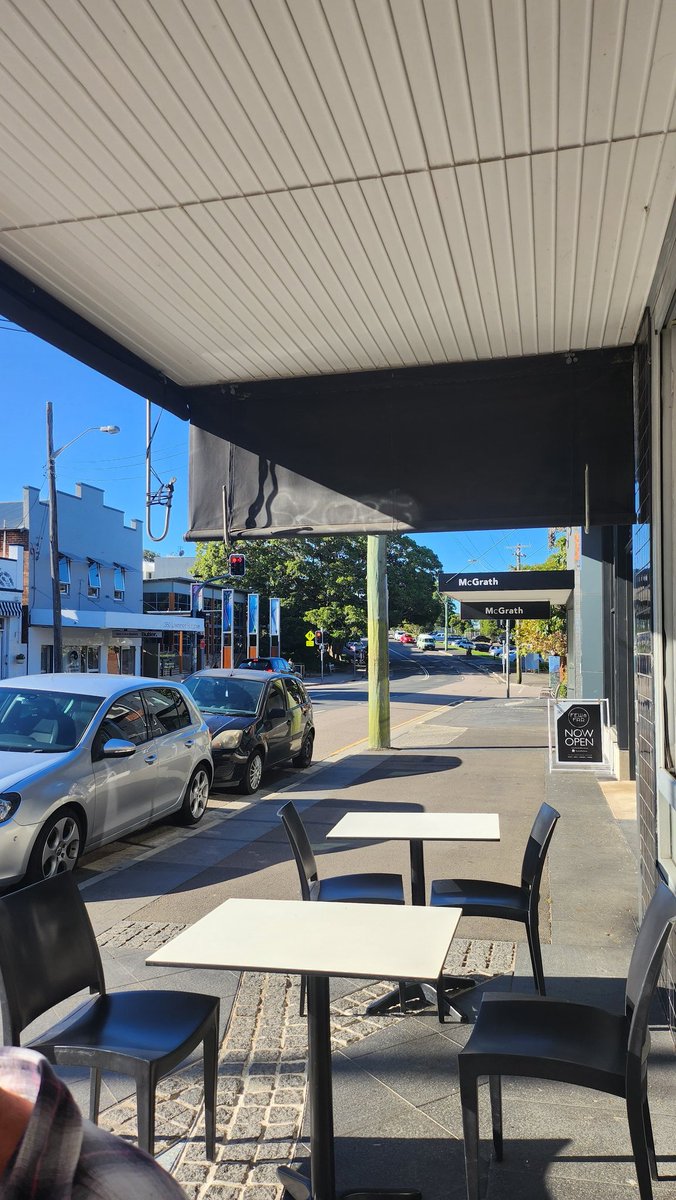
[102,738,136,758]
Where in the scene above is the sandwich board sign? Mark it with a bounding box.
[548,698,612,775]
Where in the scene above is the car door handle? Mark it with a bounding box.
[182,738,194,747]
[144,753,158,764]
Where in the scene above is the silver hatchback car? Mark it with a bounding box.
[0,674,213,888]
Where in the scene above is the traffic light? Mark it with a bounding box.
[228,552,246,577]
[314,630,322,646]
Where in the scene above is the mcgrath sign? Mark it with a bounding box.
[461,601,551,620]
[548,699,612,774]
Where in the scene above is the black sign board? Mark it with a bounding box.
[555,703,604,764]
[461,601,551,620]
[439,570,574,593]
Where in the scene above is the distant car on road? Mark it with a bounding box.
[392,629,406,641]
[239,657,293,673]
[399,633,415,644]
[449,637,473,650]
[0,674,212,888]
[416,633,437,650]
[184,668,314,795]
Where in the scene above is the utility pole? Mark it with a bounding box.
[367,534,390,749]
[508,544,529,684]
[444,596,449,651]
[46,409,120,674]
[508,543,530,570]
[46,402,62,672]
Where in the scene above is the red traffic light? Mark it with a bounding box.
[228,553,246,577]
[314,630,322,645]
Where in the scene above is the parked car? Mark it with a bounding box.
[238,657,293,673]
[450,637,473,650]
[392,629,406,641]
[399,633,416,644]
[184,668,314,795]
[0,674,212,888]
[416,633,437,650]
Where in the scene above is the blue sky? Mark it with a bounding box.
[0,317,551,571]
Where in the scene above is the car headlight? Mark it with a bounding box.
[210,729,244,751]
[0,792,21,822]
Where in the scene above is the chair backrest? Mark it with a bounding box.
[0,873,105,1045]
[625,879,676,1065]
[520,802,560,903]
[278,802,318,901]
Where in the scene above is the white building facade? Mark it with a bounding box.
[0,485,203,676]
[0,545,25,679]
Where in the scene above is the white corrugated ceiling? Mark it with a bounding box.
[0,0,675,385]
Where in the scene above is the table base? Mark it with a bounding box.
[278,1165,422,1200]
[365,976,476,1022]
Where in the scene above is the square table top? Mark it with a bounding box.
[326,811,500,843]
[146,897,461,982]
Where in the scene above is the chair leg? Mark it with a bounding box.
[398,981,407,1014]
[136,1067,156,1158]
[459,1067,481,1200]
[203,1010,219,1161]
[488,1075,503,1161]
[525,914,546,995]
[626,1088,655,1200]
[89,1067,101,1124]
[642,1091,658,1181]
[299,974,307,1017]
[436,973,446,1024]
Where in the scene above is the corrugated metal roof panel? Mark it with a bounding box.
[0,0,674,386]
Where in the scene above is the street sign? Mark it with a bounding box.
[548,699,612,774]
[461,601,551,620]
[305,629,315,648]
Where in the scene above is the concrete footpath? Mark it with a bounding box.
[29,671,675,1200]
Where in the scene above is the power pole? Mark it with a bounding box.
[508,543,530,570]
[367,534,390,749]
[46,402,62,672]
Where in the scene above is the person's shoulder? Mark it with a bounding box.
[73,1122,187,1199]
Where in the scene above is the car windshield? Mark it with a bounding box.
[184,676,264,716]
[0,688,103,753]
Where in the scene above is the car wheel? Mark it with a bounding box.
[293,731,314,769]
[25,807,83,884]
[238,750,264,795]
[177,764,211,826]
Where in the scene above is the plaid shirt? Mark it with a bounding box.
[0,1048,187,1199]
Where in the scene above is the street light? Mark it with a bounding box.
[46,403,119,671]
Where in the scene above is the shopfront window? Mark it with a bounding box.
[62,645,101,673]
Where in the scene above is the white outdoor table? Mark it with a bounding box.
[148,897,461,1200]
[326,812,500,1019]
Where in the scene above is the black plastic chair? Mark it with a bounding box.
[458,879,676,1200]
[278,801,406,1014]
[0,872,219,1159]
[430,802,560,1008]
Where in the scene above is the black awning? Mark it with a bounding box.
[186,349,635,539]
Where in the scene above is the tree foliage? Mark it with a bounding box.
[192,535,442,657]
[515,534,568,661]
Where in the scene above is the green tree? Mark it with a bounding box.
[515,533,569,666]
[192,534,442,656]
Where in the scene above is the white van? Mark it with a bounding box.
[416,633,436,650]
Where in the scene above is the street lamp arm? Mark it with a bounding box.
[52,424,120,459]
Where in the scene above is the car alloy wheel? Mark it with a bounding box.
[293,732,314,769]
[239,750,264,795]
[178,765,211,826]
[25,807,83,883]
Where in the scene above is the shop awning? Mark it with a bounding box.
[0,599,22,618]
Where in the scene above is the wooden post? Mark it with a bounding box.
[367,534,390,749]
